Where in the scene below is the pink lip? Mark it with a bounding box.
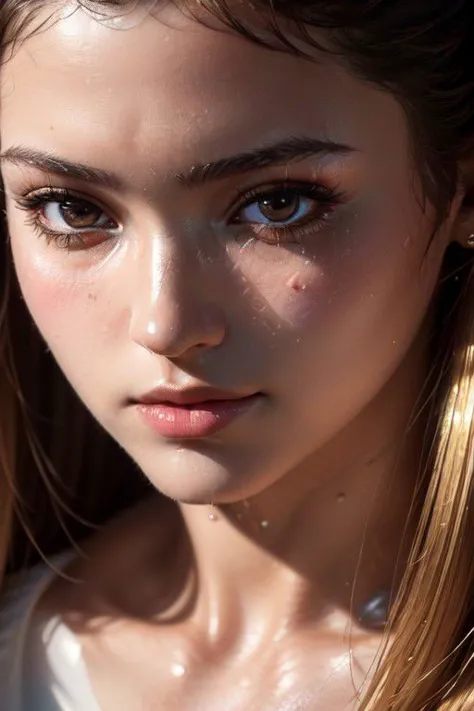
[136,395,261,439]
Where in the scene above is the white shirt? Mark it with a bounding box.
[0,553,101,711]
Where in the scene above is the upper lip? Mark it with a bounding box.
[135,386,258,406]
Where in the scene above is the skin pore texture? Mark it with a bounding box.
[0,3,469,710]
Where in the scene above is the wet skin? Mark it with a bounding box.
[1,3,468,709]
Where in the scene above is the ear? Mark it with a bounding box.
[451,157,474,248]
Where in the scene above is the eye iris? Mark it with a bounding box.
[259,191,299,222]
[59,200,102,228]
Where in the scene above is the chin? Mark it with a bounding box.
[133,443,276,505]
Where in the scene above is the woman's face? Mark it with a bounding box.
[1,4,457,503]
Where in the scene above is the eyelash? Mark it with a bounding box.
[14,181,346,252]
[15,187,117,251]
[231,181,345,245]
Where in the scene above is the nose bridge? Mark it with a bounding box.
[143,231,177,318]
[129,226,226,356]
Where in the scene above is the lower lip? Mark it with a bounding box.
[136,395,262,439]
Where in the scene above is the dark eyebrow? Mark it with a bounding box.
[0,146,122,189]
[0,136,355,192]
[174,136,355,188]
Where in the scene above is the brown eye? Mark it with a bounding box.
[235,187,322,228]
[59,199,105,228]
[258,191,301,222]
[41,198,116,231]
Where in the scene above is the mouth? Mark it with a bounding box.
[133,388,263,439]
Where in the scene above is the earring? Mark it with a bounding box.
[467,234,474,248]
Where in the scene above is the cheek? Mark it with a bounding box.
[11,244,103,356]
[254,210,444,380]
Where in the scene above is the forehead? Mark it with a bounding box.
[0,5,406,175]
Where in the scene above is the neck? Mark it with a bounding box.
[178,333,429,639]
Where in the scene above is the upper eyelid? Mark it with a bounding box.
[228,182,344,219]
[9,183,126,221]
[15,188,121,222]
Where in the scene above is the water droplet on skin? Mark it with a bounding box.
[171,663,187,677]
[260,520,269,528]
[208,505,219,521]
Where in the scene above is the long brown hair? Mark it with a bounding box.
[1,2,474,709]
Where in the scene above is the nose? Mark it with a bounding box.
[128,234,226,359]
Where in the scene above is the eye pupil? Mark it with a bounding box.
[259,191,299,222]
[59,199,102,228]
